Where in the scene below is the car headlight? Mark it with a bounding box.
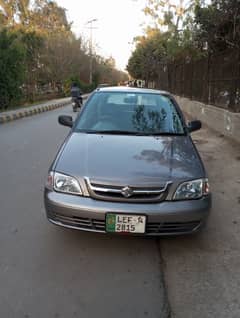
[173,178,209,200]
[49,172,82,195]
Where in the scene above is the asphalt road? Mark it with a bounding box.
[0,105,169,318]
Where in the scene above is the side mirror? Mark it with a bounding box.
[58,115,73,128]
[187,120,202,133]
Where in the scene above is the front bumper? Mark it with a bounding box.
[44,189,211,236]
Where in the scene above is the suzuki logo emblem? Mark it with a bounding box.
[121,186,134,198]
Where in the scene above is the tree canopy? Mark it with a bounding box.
[127,0,240,112]
[127,0,240,81]
[0,0,128,109]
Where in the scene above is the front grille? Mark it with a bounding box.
[48,211,105,232]
[146,221,201,234]
[48,212,201,235]
[85,178,172,203]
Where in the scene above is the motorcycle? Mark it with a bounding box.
[72,96,82,112]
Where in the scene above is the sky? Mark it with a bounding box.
[56,0,147,71]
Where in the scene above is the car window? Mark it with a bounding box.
[75,92,184,134]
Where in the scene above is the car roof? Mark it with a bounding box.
[95,86,171,96]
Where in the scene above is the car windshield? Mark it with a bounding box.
[75,91,185,135]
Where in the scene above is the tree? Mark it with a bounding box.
[0,0,72,34]
[17,0,30,25]
[0,29,26,109]
[20,30,44,100]
[143,0,203,34]
[94,55,128,85]
[127,24,200,84]
[30,0,71,35]
[0,0,18,26]
[39,35,87,89]
[194,0,240,52]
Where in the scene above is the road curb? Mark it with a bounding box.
[0,101,70,124]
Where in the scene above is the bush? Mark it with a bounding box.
[0,29,26,109]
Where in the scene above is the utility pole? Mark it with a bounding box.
[85,18,98,84]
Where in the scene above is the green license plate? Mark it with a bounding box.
[106,214,146,233]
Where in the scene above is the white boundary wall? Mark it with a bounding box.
[175,96,240,144]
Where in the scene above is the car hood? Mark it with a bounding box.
[55,133,205,186]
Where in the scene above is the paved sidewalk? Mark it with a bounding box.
[0,95,89,124]
[160,127,240,318]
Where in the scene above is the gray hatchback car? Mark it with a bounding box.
[44,87,211,236]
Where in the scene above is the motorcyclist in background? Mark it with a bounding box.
[70,83,83,111]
